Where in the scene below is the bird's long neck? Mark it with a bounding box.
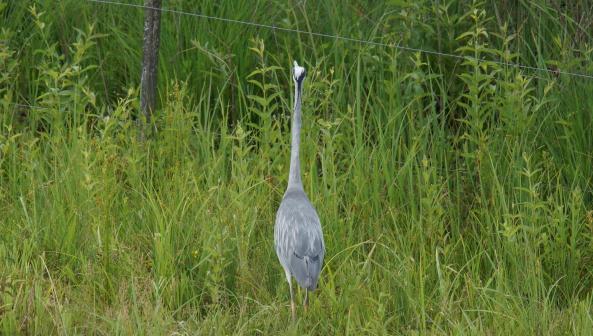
[287,80,303,190]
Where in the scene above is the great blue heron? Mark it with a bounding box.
[274,61,325,321]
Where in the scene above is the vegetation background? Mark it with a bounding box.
[1,0,593,334]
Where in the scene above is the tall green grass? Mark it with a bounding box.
[1,0,593,334]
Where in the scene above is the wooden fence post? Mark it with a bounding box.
[140,0,162,136]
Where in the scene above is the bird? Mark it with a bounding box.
[274,61,325,321]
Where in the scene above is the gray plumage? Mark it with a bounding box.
[274,61,325,319]
[275,189,324,289]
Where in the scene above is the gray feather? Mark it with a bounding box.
[274,188,325,290]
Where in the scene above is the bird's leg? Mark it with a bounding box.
[289,281,296,321]
[304,289,309,312]
[285,269,296,321]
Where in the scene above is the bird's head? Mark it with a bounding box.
[293,61,306,84]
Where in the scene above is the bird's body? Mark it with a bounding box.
[275,188,324,290]
[274,61,325,320]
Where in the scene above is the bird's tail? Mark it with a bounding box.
[291,252,322,290]
[302,255,320,290]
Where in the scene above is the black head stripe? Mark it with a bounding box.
[294,69,306,83]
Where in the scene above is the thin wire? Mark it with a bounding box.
[10,103,48,110]
[86,0,593,80]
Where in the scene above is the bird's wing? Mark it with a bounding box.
[274,196,324,289]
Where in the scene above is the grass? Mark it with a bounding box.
[1,0,593,334]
